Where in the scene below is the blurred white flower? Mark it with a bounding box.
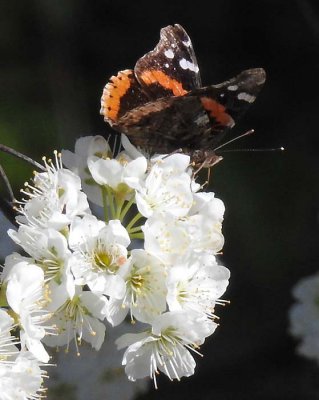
[289,273,319,363]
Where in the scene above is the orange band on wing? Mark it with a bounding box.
[100,70,132,123]
[200,97,234,127]
[140,70,188,96]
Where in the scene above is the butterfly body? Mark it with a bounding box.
[100,24,266,166]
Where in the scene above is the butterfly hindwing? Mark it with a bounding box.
[117,95,212,152]
[100,69,150,125]
[134,24,202,98]
[193,68,266,147]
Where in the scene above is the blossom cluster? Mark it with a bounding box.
[0,134,230,395]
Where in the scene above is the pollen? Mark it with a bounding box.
[94,251,112,269]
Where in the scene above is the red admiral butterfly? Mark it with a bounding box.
[100,24,266,167]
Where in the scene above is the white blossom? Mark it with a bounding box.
[189,191,225,219]
[0,348,47,400]
[0,308,19,363]
[134,154,193,218]
[69,215,129,298]
[87,137,147,194]
[121,134,146,160]
[8,226,72,279]
[107,249,167,326]
[2,260,51,363]
[62,135,113,206]
[43,287,108,352]
[166,252,230,316]
[143,209,224,266]
[15,152,90,230]
[116,311,217,387]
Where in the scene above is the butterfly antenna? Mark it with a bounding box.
[219,147,285,153]
[213,129,255,151]
[204,167,211,188]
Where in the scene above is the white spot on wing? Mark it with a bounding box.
[179,58,199,73]
[227,85,238,91]
[237,92,256,103]
[165,63,169,68]
[164,49,174,59]
[182,39,192,47]
[194,114,207,126]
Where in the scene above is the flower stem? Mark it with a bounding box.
[119,196,135,221]
[0,284,8,307]
[106,186,116,219]
[101,186,109,223]
[127,225,143,234]
[126,212,144,231]
[130,232,144,240]
[115,197,125,220]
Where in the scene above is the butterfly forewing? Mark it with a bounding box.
[134,24,202,98]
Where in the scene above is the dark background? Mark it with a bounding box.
[1,1,319,399]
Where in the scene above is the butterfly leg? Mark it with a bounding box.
[162,148,183,160]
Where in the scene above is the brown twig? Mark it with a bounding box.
[0,143,44,226]
[0,196,17,227]
[0,144,45,171]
